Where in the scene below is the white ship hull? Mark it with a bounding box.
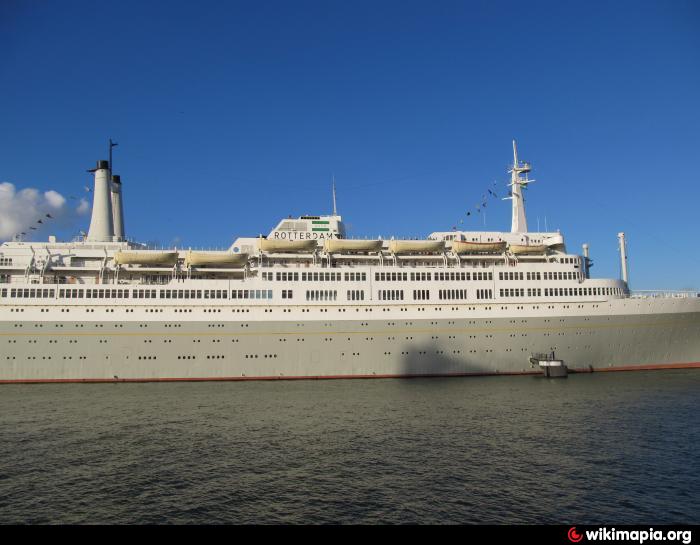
[2,297,699,383]
[2,142,698,383]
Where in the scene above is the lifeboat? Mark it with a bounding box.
[451,240,507,254]
[258,238,317,253]
[185,251,248,267]
[323,239,383,253]
[509,244,548,255]
[388,240,445,254]
[113,251,178,266]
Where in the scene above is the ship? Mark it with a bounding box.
[1,142,699,383]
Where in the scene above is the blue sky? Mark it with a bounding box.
[1,0,698,289]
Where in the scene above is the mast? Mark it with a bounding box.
[332,176,337,216]
[618,232,629,286]
[509,140,532,233]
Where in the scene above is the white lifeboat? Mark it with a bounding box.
[323,239,383,253]
[258,238,317,253]
[113,251,178,266]
[509,244,547,255]
[185,251,248,267]
[451,240,507,254]
[388,240,445,254]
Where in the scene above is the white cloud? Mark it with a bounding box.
[76,198,90,215]
[44,190,66,209]
[0,182,85,241]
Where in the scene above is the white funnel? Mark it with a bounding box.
[111,174,125,241]
[86,160,114,242]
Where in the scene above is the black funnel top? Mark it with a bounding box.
[112,175,121,184]
[96,160,109,170]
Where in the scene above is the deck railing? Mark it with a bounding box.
[630,290,699,299]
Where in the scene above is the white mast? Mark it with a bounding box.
[618,232,629,286]
[332,176,337,216]
[509,140,532,233]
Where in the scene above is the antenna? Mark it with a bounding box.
[332,176,337,216]
[109,138,118,172]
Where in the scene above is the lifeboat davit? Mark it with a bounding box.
[258,238,317,253]
[388,240,445,254]
[509,244,548,255]
[185,251,248,267]
[451,240,507,254]
[324,239,383,253]
[113,251,179,266]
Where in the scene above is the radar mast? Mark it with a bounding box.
[509,140,533,233]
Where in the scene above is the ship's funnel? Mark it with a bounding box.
[86,160,114,242]
[111,174,125,241]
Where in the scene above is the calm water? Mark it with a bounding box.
[0,370,698,524]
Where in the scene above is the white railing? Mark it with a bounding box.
[630,290,699,299]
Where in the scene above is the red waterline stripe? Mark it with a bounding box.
[571,361,700,373]
[1,362,699,384]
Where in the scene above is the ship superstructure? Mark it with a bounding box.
[1,143,698,383]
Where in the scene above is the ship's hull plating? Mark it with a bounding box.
[2,297,700,383]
